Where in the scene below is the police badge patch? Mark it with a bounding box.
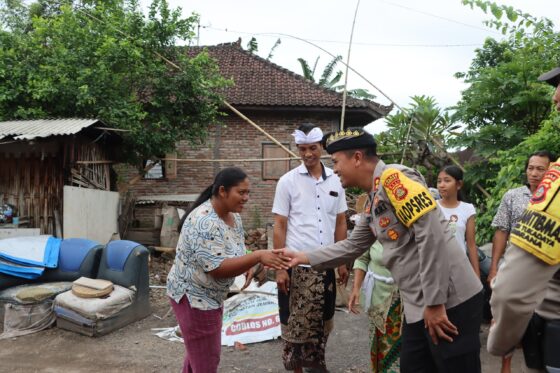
[511,161,560,265]
[380,168,437,227]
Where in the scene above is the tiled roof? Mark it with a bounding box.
[193,41,392,121]
[0,118,101,141]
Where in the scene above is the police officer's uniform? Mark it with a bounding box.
[488,67,560,373]
[305,129,483,372]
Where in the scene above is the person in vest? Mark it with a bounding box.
[487,66,560,373]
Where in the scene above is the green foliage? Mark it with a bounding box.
[246,36,258,54]
[377,95,459,185]
[456,1,560,243]
[453,0,559,186]
[318,55,343,88]
[297,55,376,100]
[475,114,560,243]
[244,37,282,61]
[0,0,229,163]
[266,38,281,61]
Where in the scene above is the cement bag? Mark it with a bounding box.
[0,301,55,339]
[160,207,180,248]
[221,280,281,346]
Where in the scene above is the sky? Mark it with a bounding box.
[150,0,560,133]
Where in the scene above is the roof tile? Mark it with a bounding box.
[192,42,392,120]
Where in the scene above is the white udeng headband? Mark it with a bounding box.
[292,127,324,144]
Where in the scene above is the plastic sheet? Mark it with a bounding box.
[0,301,55,339]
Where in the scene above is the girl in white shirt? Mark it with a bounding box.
[437,165,481,277]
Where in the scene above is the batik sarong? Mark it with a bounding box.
[278,266,336,371]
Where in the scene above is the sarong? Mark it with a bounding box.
[369,296,401,372]
[278,266,335,371]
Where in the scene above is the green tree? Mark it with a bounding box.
[377,95,459,184]
[457,0,560,243]
[454,1,559,185]
[475,115,560,243]
[0,0,229,163]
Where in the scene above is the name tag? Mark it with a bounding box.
[374,202,388,216]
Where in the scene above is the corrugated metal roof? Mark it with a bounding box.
[0,119,101,141]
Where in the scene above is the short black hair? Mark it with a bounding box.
[342,147,377,161]
[525,150,555,169]
[297,123,317,135]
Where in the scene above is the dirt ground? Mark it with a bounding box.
[0,255,524,373]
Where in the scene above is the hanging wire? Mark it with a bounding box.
[340,0,361,131]
[203,26,483,48]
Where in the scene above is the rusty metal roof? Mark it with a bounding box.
[0,119,101,141]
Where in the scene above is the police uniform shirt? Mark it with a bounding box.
[488,158,560,357]
[306,160,482,323]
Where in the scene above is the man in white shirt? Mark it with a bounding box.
[272,123,348,373]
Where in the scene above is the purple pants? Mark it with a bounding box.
[170,296,223,373]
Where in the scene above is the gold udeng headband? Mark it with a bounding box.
[326,129,362,146]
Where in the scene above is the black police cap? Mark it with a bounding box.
[322,127,377,155]
[538,67,560,87]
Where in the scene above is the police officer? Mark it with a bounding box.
[277,128,483,373]
[487,67,560,373]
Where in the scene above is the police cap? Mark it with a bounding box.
[322,127,377,155]
[538,66,560,87]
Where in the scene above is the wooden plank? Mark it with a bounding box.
[164,152,177,179]
[63,186,119,243]
[153,246,176,253]
[125,230,160,246]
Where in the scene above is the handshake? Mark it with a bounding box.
[256,248,310,271]
[240,249,311,291]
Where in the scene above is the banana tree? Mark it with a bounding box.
[379,96,460,181]
[297,55,375,100]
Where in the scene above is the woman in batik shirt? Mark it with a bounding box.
[167,167,289,373]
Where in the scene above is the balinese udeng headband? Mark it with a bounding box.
[292,127,324,144]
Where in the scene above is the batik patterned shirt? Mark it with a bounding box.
[491,185,532,232]
[166,200,245,310]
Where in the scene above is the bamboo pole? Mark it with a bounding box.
[75,7,299,161]
[340,0,361,131]
[222,102,299,158]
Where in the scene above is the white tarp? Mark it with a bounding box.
[0,235,61,278]
[0,235,59,268]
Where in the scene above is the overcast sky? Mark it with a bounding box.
[156,0,559,133]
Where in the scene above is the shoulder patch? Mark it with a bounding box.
[380,168,436,227]
[511,161,560,265]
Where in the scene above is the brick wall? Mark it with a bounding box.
[117,110,340,229]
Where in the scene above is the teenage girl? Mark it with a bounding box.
[437,165,480,277]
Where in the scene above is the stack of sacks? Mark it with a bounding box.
[0,236,61,279]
